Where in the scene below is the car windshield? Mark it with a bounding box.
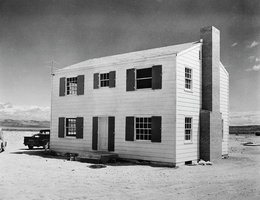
[33,134,40,138]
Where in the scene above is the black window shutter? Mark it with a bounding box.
[151,116,162,142]
[92,117,98,150]
[125,116,135,141]
[77,75,84,95]
[93,73,99,89]
[152,65,162,90]
[126,69,135,91]
[58,117,65,138]
[59,77,66,96]
[109,71,116,88]
[76,117,84,139]
[108,116,115,151]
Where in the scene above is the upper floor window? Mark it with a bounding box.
[185,67,192,90]
[66,118,76,137]
[185,117,192,141]
[126,65,162,91]
[93,71,116,89]
[66,77,78,95]
[100,73,110,87]
[59,75,84,96]
[136,68,152,89]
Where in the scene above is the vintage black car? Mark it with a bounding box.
[24,129,50,149]
[0,128,7,152]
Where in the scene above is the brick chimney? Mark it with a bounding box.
[199,26,222,161]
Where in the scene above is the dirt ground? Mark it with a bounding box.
[1,131,260,200]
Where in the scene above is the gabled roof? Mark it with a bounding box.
[59,41,200,71]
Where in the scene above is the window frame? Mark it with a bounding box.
[65,118,77,137]
[66,77,78,95]
[135,67,153,90]
[99,72,110,88]
[135,116,152,141]
[184,67,193,91]
[184,117,192,143]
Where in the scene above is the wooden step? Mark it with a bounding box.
[78,151,118,164]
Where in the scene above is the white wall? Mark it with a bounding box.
[220,62,229,155]
[175,44,202,164]
[50,54,177,163]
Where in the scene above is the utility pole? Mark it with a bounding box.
[47,60,60,76]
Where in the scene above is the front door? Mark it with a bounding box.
[98,117,108,151]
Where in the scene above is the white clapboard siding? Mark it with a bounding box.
[175,44,202,164]
[50,52,179,163]
[220,62,229,155]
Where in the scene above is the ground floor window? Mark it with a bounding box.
[66,118,76,136]
[185,117,192,141]
[136,117,152,140]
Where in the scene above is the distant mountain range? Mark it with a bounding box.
[0,119,50,128]
[229,125,260,134]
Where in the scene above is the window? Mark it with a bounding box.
[222,119,224,140]
[185,117,192,141]
[66,77,77,95]
[135,117,152,140]
[136,68,152,89]
[100,73,110,87]
[185,68,192,90]
[66,118,76,137]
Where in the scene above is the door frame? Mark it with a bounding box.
[92,116,115,152]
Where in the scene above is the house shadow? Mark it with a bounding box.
[10,149,177,168]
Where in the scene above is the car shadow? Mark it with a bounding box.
[10,149,66,160]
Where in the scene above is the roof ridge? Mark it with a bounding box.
[60,41,199,71]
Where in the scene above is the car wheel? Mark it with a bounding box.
[28,145,33,149]
[0,142,3,152]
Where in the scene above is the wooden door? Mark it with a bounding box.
[98,117,108,151]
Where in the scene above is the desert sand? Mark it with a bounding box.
[1,131,260,200]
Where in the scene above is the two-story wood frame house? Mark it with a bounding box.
[50,26,229,166]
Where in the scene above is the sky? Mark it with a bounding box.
[0,0,259,125]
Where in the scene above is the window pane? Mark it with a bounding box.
[66,118,76,136]
[136,68,152,79]
[100,73,109,87]
[66,77,77,95]
[136,117,152,141]
[185,117,192,141]
[137,79,152,89]
[185,68,192,90]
